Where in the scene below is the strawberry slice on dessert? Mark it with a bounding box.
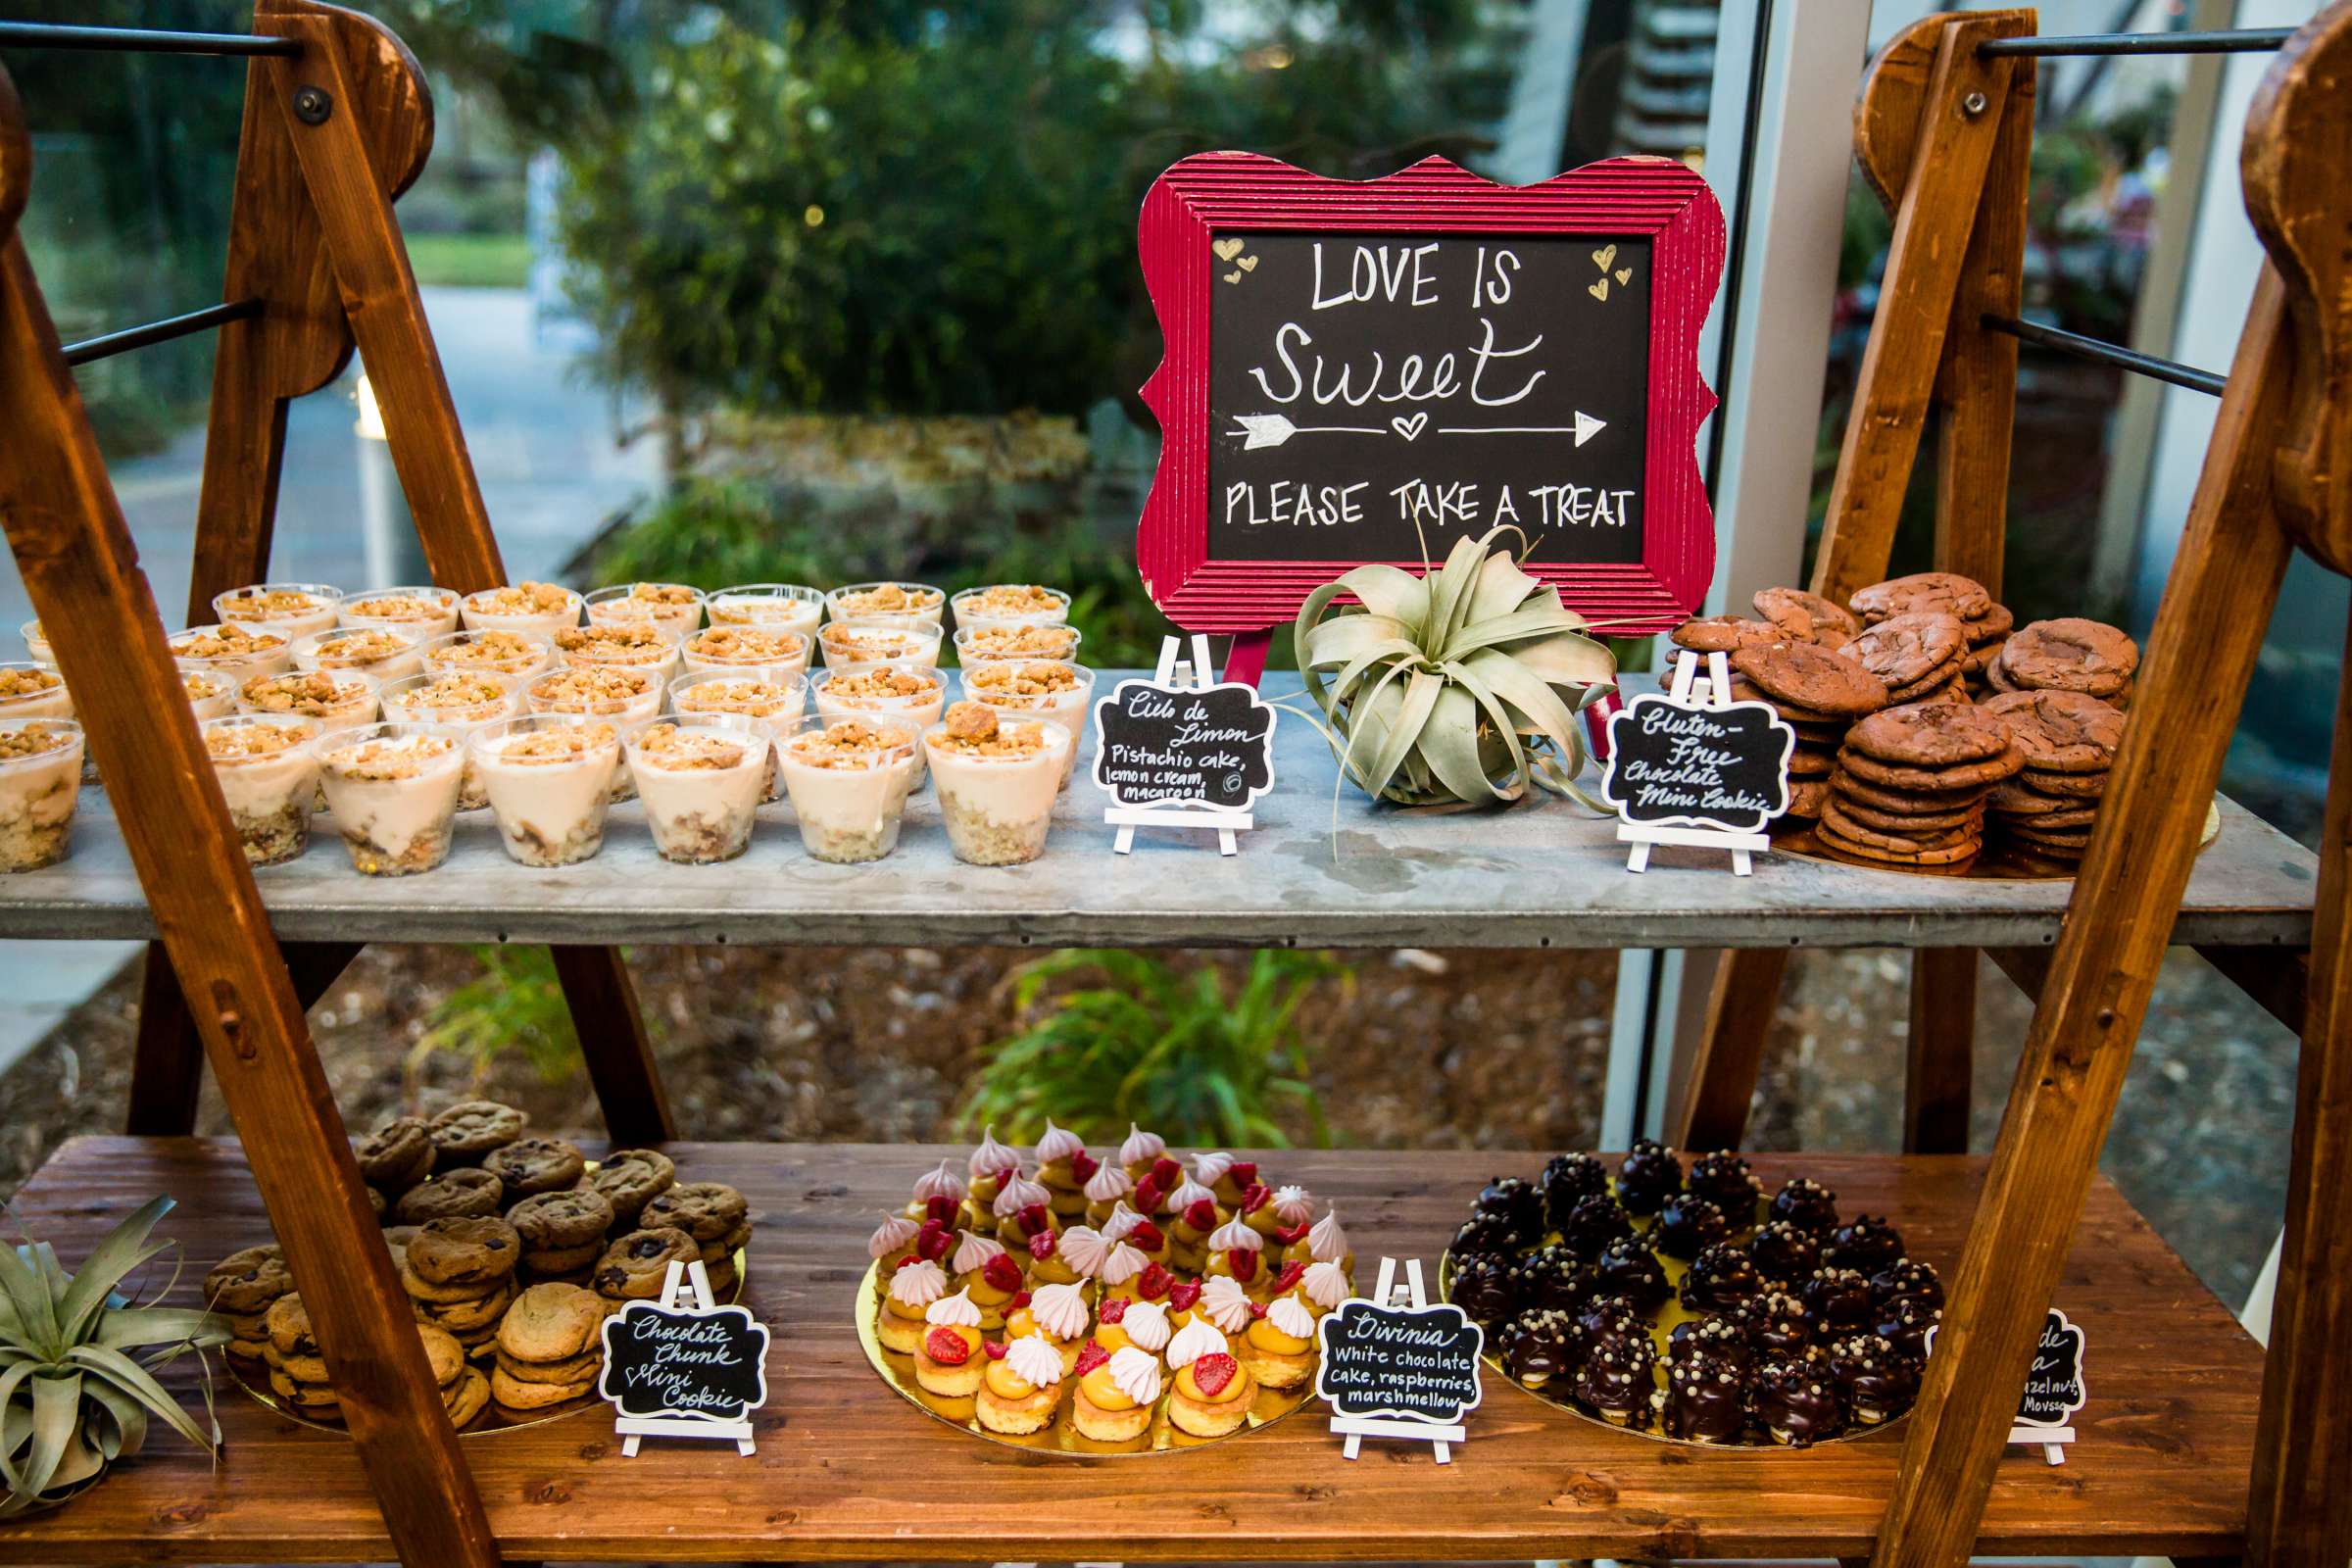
[1183,1198,1218,1232]
[1240,1181,1272,1215]
[1070,1151,1100,1182]
[1229,1249,1259,1283]
[915,1219,955,1261]
[1074,1342,1111,1377]
[1027,1228,1059,1262]
[1149,1156,1184,1191]
[982,1252,1025,1294]
[1168,1279,1202,1311]
[924,1326,972,1364]
[924,1195,960,1225]
[1135,1261,1173,1300]
[1133,1175,1167,1213]
[1127,1220,1166,1253]
[1015,1203,1052,1237]
[1272,1261,1307,1297]
[1191,1351,1240,1397]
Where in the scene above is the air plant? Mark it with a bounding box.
[1293,525,1618,807]
[1,1198,224,1520]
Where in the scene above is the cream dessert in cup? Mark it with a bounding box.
[954,621,1082,667]
[825,581,945,626]
[818,618,942,672]
[214,582,344,641]
[774,713,920,864]
[201,712,321,865]
[0,719,82,872]
[469,715,621,866]
[585,582,706,641]
[459,580,583,639]
[679,624,809,681]
[924,702,1068,866]
[380,670,521,809]
[235,668,378,735]
[339,586,462,638]
[313,722,466,876]
[526,664,662,802]
[291,625,423,685]
[950,583,1070,630]
[707,583,823,640]
[669,670,806,804]
[554,621,681,683]
[625,716,765,864]
[21,620,53,668]
[0,663,71,723]
[181,670,234,721]
[959,660,1093,789]
[809,665,945,787]
[172,623,293,683]
[420,628,554,681]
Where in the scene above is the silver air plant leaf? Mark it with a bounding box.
[1,1197,225,1519]
[1293,525,1618,808]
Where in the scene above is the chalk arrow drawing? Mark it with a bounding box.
[1434,412,1610,446]
[1230,414,1384,449]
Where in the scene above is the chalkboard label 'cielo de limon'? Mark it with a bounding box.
[1092,674,1277,812]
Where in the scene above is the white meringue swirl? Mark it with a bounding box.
[1301,1258,1350,1309]
[1308,1206,1349,1263]
[1119,1298,1174,1352]
[1106,1346,1163,1404]
[1084,1161,1133,1204]
[1100,1200,1144,1241]
[910,1159,966,1202]
[1271,1184,1316,1228]
[1267,1295,1317,1340]
[952,1229,1004,1276]
[1004,1335,1064,1388]
[867,1211,918,1259]
[1118,1122,1165,1167]
[1168,1176,1216,1212]
[967,1126,1015,1179]
[1028,1281,1092,1342]
[1098,1239,1147,1287]
[1034,1119,1086,1163]
[1199,1275,1254,1334]
[1192,1151,1235,1187]
[1206,1217,1263,1252]
[993,1170,1050,1217]
[1164,1317,1229,1370]
[1054,1224,1109,1278]
[887,1258,946,1307]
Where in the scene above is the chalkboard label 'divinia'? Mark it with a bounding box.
[598,1298,770,1423]
[1600,694,1794,835]
[1313,1298,1485,1425]
[1092,677,1277,811]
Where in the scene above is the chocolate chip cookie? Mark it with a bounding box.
[482,1136,586,1200]
[639,1181,750,1245]
[490,1364,597,1410]
[1994,618,2139,699]
[590,1149,676,1225]
[356,1116,435,1192]
[426,1100,525,1167]
[1730,641,1888,718]
[406,1216,522,1289]
[265,1292,318,1358]
[494,1282,605,1364]
[393,1167,505,1226]
[1753,587,1860,646]
[444,1365,491,1428]
[1848,571,1992,625]
[206,1244,292,1317]
[592,1227,700,1300]
[507,1189,614,1251]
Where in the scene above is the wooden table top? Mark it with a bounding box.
[0,1138,2262,1563]
[0,675,2315,952]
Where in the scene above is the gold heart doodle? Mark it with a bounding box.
[1616,268,1633,285]
[1238,255,1258,271]
[1223,269,1243,284]
[1212,238,1247,262]
[1592,244,1618,271]
[1589,278,1609,302]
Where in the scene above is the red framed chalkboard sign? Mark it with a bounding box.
[1136,152,1725,671]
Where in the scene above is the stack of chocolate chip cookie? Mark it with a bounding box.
[259,1295,486,1428]
[205,1243,292,1361]
[1838,612,1969,706]
[507,1188,616,1284]
[640,1180,752,1296]
[1726,641,1890,819]
[1979,689,2125,864]
[402,1215,522,1359]
[1985,617,2138,710]
[1849,572,2012,695]
[590,1225,703,1306]
[1821,703,2024,867]
[491,1282,608,1412]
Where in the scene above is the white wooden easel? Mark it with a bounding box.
[612,1259,758,1457]
[1105,633,1250,856]
[1328,1257,1465,1464]
[1618,649,1771,876]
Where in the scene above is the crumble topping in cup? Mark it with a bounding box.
[183,672,229,703]
[957,584,1062,618]
[557,623,671,658]
[239,671,370,714]
[835,583,942,616]
[430,630,544,670]
[322,734,458,779]
[471,581,576,615]
[820,625,932,662]
[391,672,509,710]
[529,667,655,708]
[961,623,1079,660]
[615,582,700,607]
[309,628,414,665]
[497,723,616,762]
[0,722,74,760]
[632,721,749,770]
[675,680,801,716]
[685,626,806,662]
[205,722,312,759]
[343,593,445,621]
[0,668,62,700]
[965,661,1082,701]
[172,624,286,660]
[220,589,328,621]
[786,718,910,768]
[821,667,935,704]
[932,702,1047,758]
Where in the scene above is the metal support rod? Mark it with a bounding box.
[62,299,263,368]
[1979,27,2291,58]
[1983,312,2228,396]
[0,23,301,57]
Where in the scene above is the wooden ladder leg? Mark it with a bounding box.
[1671,948,1788,1150]
[1903,949,1976,1153]
[550,947,675,1145]
[1870,271,2298,1568]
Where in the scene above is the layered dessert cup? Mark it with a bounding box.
[819,618,942,673]
[680,625,810,682]
[0,663,72,723]
[235,668,378,803]
[313,722,466,876]
[585,582,707,641]
[810,665,945,786]
[950,584,1070,631]
[959,661,1094,789]
[21,619,52,668]
[213,583,344,641]
[525,665,662,802]
[626,716,767,864]
[468,715,622,867]
[379,670,522,810]
[668,671,808,803]
[954,622,1083,667]
[172,623,294,683]
[201,712,322,866]
[554,622,681,684]
[0,718,83,872]
[420,628,554,681]
[291,625,423,685]
[826,582,945,627]
[181,670,234,721]
[707,584,823,640]
[774,713,920,864]
[339,586,462,638]
[459,581,583,640]
[923,703,1069,866]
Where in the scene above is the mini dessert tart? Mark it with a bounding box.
[1497,1307,1577,1389]
[1008,1279,1093,1374]
[20,619,51,668]
[1260,1185,1317,1252]
[1115,1218,1171,1272]
[1032,1120,1091,1215]
[292,625,423,685]
[0,663,72,723]
[1297,1259,1351,1317]
[1092,1296,1174,1360]
[868,1210,921,1288]
[775,714,922,863]
[1118,1123,1167,1182]
[1686,1151,1764,1217]
[1474,1175,1546,1237]
[1747,1291,1813,1360]
[1615,1139,1683,1216]
[1081,1159,1133,1227]
[992,1169,1054,1248]
[950,583,1070,629]
[1800,1266,1875,1339]
[627,717,765,864]
[707,583,824,639]
[379,671,521,811]
[966,1129,1019,1212]
[1071,1342,1160,1444]
[1870,1257,1943,1312]
[1203,1217,1269,1298]
[819,618,944,672]
[1129,1154,1187,1218]
[1573,1333,1658,1428]
[954,621,1083,666]
[1504,1247,1583,1313]
[876,1256,946,1354]
[951,1230,1026,1331]
[1753,1356,1844,1446]
[679,624,809,681]
[1166,1180,1223,1269]
[1556,1192,1633,1261]
[826,580,946,626]
[554,621,681,682]
[312,723,467,876]
[1047,1223,1106,1288]
[1448,1254,1517,1327]
[1306,1206,1353,1275]
[1090,1236,1150,1302]
[584,582,706,641]
[905,1159,967,1222]
[235,668,379,735]
[468,715,622,866]
[1165,1277,1206,1329]
[1652,1193,1731,1261]
[1454,1210,1532,1265]
[1023,1224,1081,1290]
[1828,1332,1920,1424]
[0,719,83,871]
[1876,1295,1942,1362]
[172,622,293,682]
[959,660,1093,789]
[420,628,556,680]
[182,670,234,721]
[914,1287,988,1396]
[1165,1318,1255,1437]
[1681,1244,1769,1316]
[1770,1176,1840,1234]
[339,586,462,638]
[1657,1352,1750,1444]
[1826,1213,1905,1275]
[460,581,583,639]
[1541,1152,1612,1227]
[201,713,321,865]
[1748,1220,1823,1286]
[924,703,1069,866]
[1591,1234,1671,1312]
[1240,1293,1318,1391]
[975,1332,1067,1435]
[214,582,344,640]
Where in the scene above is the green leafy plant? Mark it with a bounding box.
[411,946,588,1086]
[959,951,1343,1149]
[1293,525,1618,807]
[1,1198,224,1520]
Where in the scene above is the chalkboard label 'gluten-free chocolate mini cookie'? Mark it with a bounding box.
[1601,692,1795,834]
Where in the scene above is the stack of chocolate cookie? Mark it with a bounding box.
[1820,703,2023,867]
[490,1282,608,1412]
[259,1294,486,1428]
[507,1189,615,1284]
[1726,641,1889,819]
[1838,612,1968,706]
[401,1215,522,1359]
[205,1243,292,1361]
[1980,689,2124,864]
[1985,617,2138,710]
[1848,572,2011,697]
[641,1180,752,1295]
[590,1225,704,1306]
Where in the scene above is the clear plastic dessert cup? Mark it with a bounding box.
[825,581,946,626]
[707,583,823,640]
[953,621,1083,667]
[21,619,52,669]
[775,712,921,864]
[667,670,807,804]
[213,582,345,641]
[419,628,554,681]
[172,623,294,683]
[339,585,462,638]
[818,617,942,673]
[626,715,767,865]
[201,712,321,867]
[959,661,1095,789]
[950,584,1071,631]
[459,581,583,640]
[923,707,1071,867]
[181,669,234,721]
[379,670,522,810]
[0,662,73,723]
[553,622,681,684]
[585,582,706,641]
[468,714,621,867]
[525,664,662,802]
[0,718,83,872]
[233,668,380,735]
[678,624,810,682]
[809,665,946,787]
[290,625,423,685]
[312,722,466,876]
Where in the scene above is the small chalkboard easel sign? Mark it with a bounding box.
[1313,1257,1484,1464]
[1093,633,1277,856]
[1601,649,1794,876]
[597,1259,769,1457]
[1925,1306,2085,1467]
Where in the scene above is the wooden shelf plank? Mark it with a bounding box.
[0,677,2315,952]
[0,1139,2261,1563]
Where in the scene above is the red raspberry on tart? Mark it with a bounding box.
[982,1252,1025,1295]
[1073,1342,1111,1377]
[1127,1220,1166,1254]
[1135,1262,1174,1301]
[982,1339,1008,1360]
[1168,1279,1202,1311]
[1228,1161,1258,1189]
[1191,1351,1240,1397]
[1239,1182,1272,1215]
[915,1220,955,1261]
[1184,1199,1218,1231]
[1098,1297,1128,1324]
[1070,1151,1100,1183]
[924,1326,972,1363]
